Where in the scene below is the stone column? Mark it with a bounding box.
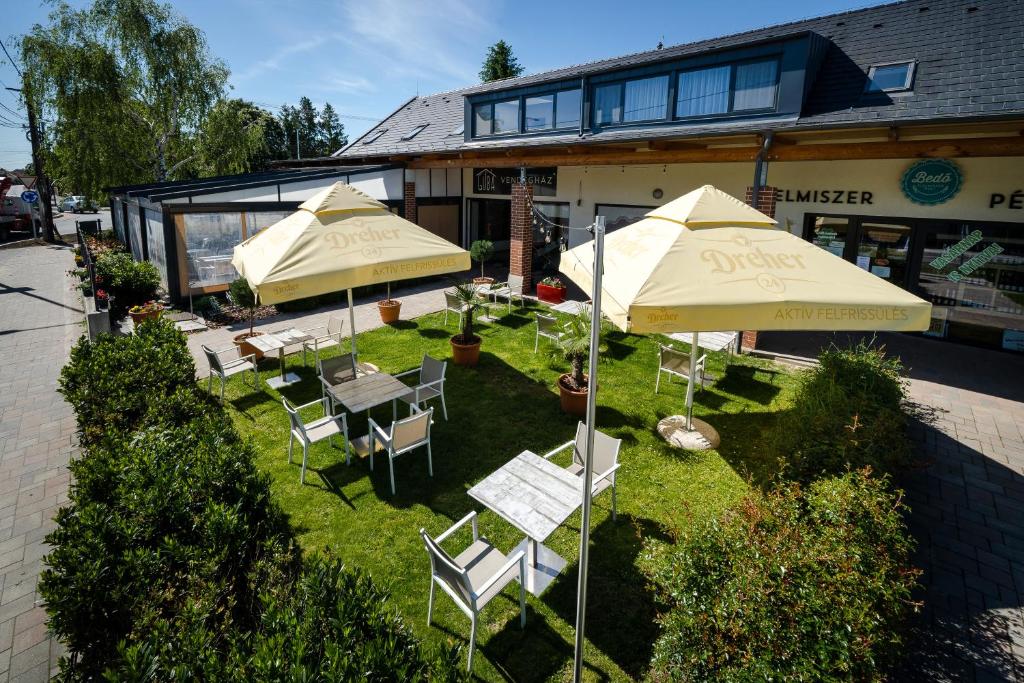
[509,180,534,293]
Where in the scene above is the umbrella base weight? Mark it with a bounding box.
[266,373,302,389]
[657,415,721,451]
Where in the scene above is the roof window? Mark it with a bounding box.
[400,124,429,140]
[362,128,388,144]
[449,123,464,136]
[865,61,915,93]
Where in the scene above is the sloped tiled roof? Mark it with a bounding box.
[338,0,1024,160]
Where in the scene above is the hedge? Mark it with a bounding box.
[48,321,463,681]
[770,341,912,483]
[640,471,920,681]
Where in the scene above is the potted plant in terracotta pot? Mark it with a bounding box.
[556,309,600,417]
[470,240,495,285]
[128,300,164,325]
[448,281,484,366]
[377,282,401,324]
[229,277,265,359]
[537,276,567,304]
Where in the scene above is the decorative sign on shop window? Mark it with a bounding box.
[1003,330,1024,352]
[928,229,1006,282]
[473,167,556,195]
[900,159,963,205]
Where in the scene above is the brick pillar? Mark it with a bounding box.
[741,331,759,352]
[403,181,417,224]
[510,181,534,293]
[744,185,777,218]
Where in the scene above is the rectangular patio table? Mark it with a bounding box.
[468,450,584,596]
[245,327,315,389]
[667,331,739,353]
[550,300,592,316]
[327,371,411,456]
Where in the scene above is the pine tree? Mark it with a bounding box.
[279,104,299,158]
[296,97,319,158]
[479,40,524,82]
[318,103,347,156]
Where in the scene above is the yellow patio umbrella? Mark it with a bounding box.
[233,182,470,357]
[559,184,931,446]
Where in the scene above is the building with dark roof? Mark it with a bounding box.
[292,0,1022,353]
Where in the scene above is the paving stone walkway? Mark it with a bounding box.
[0,244,81,682]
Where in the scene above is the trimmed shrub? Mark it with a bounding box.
[771,341,911,483]
[93,251,160,320]
[640,470,919,682]
[47,320,463,681]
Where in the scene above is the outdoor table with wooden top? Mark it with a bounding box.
[245,327,315,389]
[327,371,412,457]
[550,299,592,316]
[468,450,585,596]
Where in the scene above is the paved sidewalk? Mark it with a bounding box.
[0,244,81,682]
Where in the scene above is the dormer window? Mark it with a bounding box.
[362,128,387,144]
[865,61,915,92]
[400,124,428,140]
[677,58,779,118]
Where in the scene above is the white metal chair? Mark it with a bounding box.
[302,316,345,366]
[543,421,623,521]
[367,406,433,496]
[534,312,564,352]
[443,291,468,327]
[656,343,708,394]
[488,274,526,313]
[202,344,258,402]
[421,511,526,671]
[396,354,448,420]
[283,397,350,485]
[317,353,357,414]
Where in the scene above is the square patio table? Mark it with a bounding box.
[550,300,592,316]
[468,450,584,596]
[327,371,411,456]
[246,327,315,389]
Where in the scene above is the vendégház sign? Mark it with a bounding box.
[473,167,556,196]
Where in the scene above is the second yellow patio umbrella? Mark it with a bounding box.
[559,184,931,445]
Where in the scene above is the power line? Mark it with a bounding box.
[0,38,23,78]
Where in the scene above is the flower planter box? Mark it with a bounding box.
[128,307,163,325]
[537,283,567,304]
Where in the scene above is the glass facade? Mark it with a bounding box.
[183,213,242,288]
[144,208,168,289]
[244,210,292,238]
[467,198,511,248]
[111,198,125,243]
[127,207,144,261]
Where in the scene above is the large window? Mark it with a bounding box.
[677,58,779,118]
[493,99,520,134]
[555,88,581,129]
[467,198,511,247]
[624,75,669,122]
[473,103,493,136]
[525,94,554,131]
[182,213,243,288]
[594,83,623,125]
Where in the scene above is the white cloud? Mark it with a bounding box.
[318,74,377,95]
[232,35,330,83]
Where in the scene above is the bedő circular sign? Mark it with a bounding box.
[20,190,39,204]
[900,159,962,205]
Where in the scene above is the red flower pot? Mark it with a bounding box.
[537,283,566,304]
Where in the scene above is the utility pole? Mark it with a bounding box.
[6,85,56,242]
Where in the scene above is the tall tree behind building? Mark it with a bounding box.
[20,0,231,198]
[479,40,525,82]
[296,97,319,159]
[319,103,347,156]
[196,99,287,175]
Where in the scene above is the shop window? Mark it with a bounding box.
[555,88,581,129]
[623,75,669,122]
[467,198,511,246]
[865,61,915,92]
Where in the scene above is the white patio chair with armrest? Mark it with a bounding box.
[367,406,433,496]
[534,312,564,352]
[317,353,357,414]
[396,354,448,420]
[301,316,345,366]
[421,511,526,671]
[656,343,708,394]
[488,273,525,313]
[202,344,258,402]
[282,397,350,485]
[543,421,623,521]
[443,291,468,327]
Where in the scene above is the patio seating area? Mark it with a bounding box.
[209,299,794,680]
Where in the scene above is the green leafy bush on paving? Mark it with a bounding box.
[92,251,161,320]
[46,321,463,681]
[770,341,911,483]
[640,470,920,682]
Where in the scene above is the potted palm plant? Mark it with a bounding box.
[470,240,495,285]
[229,277,265,359]
[556,310,598,416]
[377,282,401,324]
[448,281,484,366]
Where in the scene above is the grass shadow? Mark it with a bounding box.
[714,364,784,406]
[418,328,451,340]
[493,312,533,330]
[388,320,418,331]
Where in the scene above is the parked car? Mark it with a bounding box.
[59,195,99,213]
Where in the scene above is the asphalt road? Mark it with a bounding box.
[0,206,113,244]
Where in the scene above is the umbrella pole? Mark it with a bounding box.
[685,331,698,430]
[347,289,358,361]
[573,216,604,682]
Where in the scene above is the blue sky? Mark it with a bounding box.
[1,0,875,172]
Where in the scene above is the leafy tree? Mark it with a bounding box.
[479,40,524,82]
[20,0,229,198]
[318,103,346,156]
[197,99,287,175]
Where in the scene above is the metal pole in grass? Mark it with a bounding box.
[572,215,604,682]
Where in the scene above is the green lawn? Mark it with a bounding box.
[217,302,797,681]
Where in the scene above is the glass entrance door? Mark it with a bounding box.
[804,215,851,259]
[854,221,913,287]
